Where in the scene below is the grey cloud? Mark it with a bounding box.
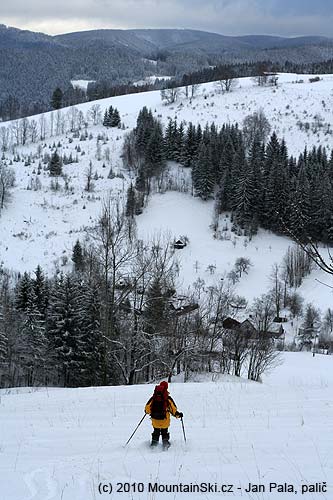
[1,0,333,36]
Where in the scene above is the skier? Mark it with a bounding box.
[145,381,183,448]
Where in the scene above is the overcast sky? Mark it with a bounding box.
[2,0,333,37]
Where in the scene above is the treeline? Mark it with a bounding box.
[0,85,88,122]
[123,107,333,243]
[180,59,333,87]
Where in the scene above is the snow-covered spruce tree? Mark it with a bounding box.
[103,106,113,127]
[299,304,321,350]
[192,142,215,200]
[164,118,178,161]
[175,121,185,163]
[288,165,311,241]
[18,288,48,386]
[0,304,8,367]
[102,109,110,127]
[181,122,198,168]
[78,280,104,386]
[262,133,288,231]
[72,240,85,273]
[144,121,165,180]
[135,106,154,156]
[110,108,121,127]
[51,87,63,110]
[310,170,333,242]
[232,160,257,227]
[15,272,33,312]
[48,150,62,177]
[125,183,137,218]
[247,137,265,220]
[33,265,48,317]
[47,274,83,387]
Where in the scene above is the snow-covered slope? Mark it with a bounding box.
[1,352,332,500]
[1,73,333,311]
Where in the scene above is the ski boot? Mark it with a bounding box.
[151,431,159,447]
[162,431,170,450]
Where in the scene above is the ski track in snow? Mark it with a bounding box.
[1,353,333,499]
[24,468,58,500]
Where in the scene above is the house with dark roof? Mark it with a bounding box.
[222,317,285,343]
[173,239,187,249]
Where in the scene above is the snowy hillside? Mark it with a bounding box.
[1,352,332,500]
[1,73,333,320]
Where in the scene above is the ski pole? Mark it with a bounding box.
[180,417,187,443]
[125,414,146,446]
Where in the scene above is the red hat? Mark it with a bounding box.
[160,381,168,389]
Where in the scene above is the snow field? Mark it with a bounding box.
[0,352,332,499]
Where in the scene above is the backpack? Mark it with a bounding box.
[150,385,168,420]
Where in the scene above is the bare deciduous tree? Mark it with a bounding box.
[161,85,179,105]
[247,334,281,381]
[85,161,94,192]
[242,109,271,149]
[88,104,102,126]
[0,163,15,212]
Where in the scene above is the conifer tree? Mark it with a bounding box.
[164,119,176,160]
[175,121,185,162]
[78,281,104,385]
[233,160,256,226]
[144,122,165,178]
[135,107,154,155]
[0,305,8,365]
[110,108,121,127]
[16,272,32,312]
[72,240,85,273]
[289,166,311,240]
[51,87,63,110]
[182,123,197,168]
[20,288,47,385]
[48,274,83,387]
[49,150,62,176]
[102,109,111,127]
[125,183,136,218]
[192,142,215,200]
[299,304,321,349]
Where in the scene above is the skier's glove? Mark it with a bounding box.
[176,412,183,418]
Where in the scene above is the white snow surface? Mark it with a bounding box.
[133,75,173,86]
[1,352,332,499]
[70,80,95,91]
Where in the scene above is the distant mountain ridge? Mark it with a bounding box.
[55,28,332,54]
[1,24,333,118]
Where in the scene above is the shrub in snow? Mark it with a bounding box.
[234,257,252,278]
